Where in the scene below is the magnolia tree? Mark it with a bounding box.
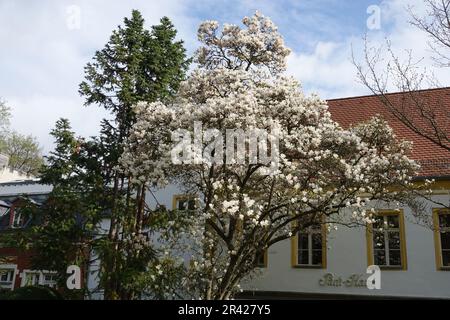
[120,12,421,299]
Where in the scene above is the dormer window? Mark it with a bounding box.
[10,206,31,229]
[0,205,9,217]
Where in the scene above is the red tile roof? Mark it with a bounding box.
[327,87,450,178]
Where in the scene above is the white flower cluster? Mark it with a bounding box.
[196,11,291,74]
[122,232,151,252]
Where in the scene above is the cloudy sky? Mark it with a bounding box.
[0,0,448,153]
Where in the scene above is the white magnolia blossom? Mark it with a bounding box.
[196,11,290,74]
[119,12,420,300]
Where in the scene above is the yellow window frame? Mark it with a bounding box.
[432,208,450,271]
[255,249,268,268]
[172,194,198,211]
[366,210,407,270]
[291,222,327,269]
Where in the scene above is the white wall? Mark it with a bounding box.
[244,194,450,299]
[141,186,450,299]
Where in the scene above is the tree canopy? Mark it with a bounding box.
[120,12,421,299]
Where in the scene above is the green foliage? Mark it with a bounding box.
[77,10,190,299]
[8,10,190,300]
[0,99,11,135]
[1,132,44,175]
[0,99,44,176]
[0,286,64,300]
[5,119,105,296]
[79,10,190,137]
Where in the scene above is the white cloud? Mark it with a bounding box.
[287,39,363,99]
[286,0,450,99]
[0,0,196,153]
[8,95,109,154]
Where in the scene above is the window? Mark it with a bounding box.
[23,271,40,286]
[433,209,450,270]
[12,210,23,228]
[11,207,29,228]
[0,266,17,290]
[255,249,268,268]
[42,273,57,288]
[21,271,57,288]
[291,224,327,268]
[366,210,407,270]
[0,205,9,217]
[0,206,10,228]
[172,195,197,211]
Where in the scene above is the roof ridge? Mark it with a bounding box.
[0,179,42,186]
[326,86,450,102]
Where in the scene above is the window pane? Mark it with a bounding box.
[312,250,322,265]
[439,214,450,228]
[178,200,187,210]
[255,251,265,267]
[442,250,450,267]
[374,249,386,265]
[373,232,385,249]
[440,232,450,250]
[42,273,57,288]
[177,199,196,211]
[12,209,24,228]
[187,200,196,210]
[388,232,401,250]
[44,274,54,282]
[389,249,402,266]
[298,234,308,250]
[25,273,40,286]
[0,269,14,288]
[0,206,8,217]
[386,215,399,229]
[0,271,11,282]
[312,233,322,250]
[298,250,309,265]
[373,217,384,230]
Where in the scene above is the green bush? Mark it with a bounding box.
[0,286,64,300]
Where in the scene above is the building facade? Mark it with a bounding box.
[0,180,54,291]
[241,193,450,299]
[243,88,450,299]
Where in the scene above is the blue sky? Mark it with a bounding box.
[0,0,446,152]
